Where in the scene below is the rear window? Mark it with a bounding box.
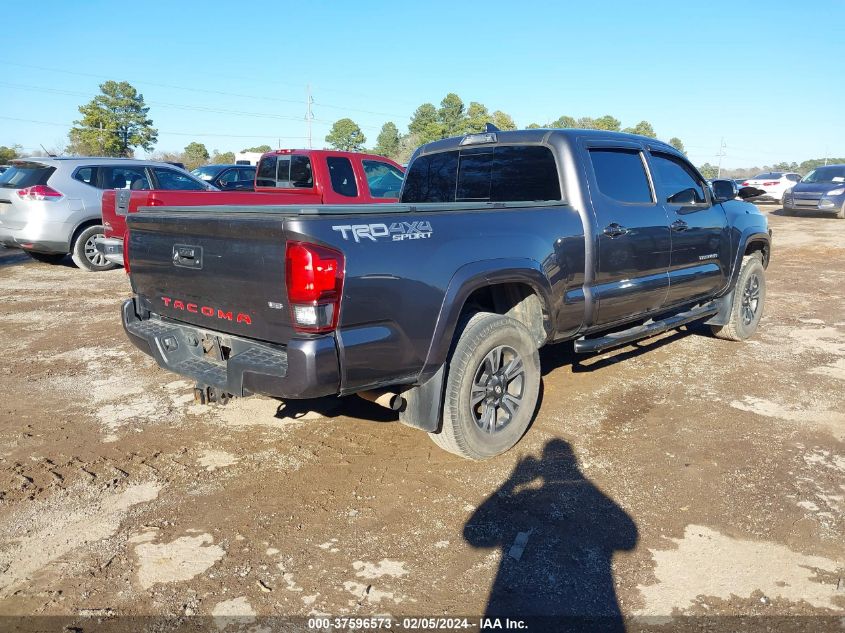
[0,162,55,189]
[752,172,782,180]
[401,145,560,203]
[256,155,313,188]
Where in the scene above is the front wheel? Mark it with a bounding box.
[429,312,541,460]
[711,253,766,341]
[71,225,118,272]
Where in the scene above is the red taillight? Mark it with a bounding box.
[16,185,63,201]
[741,181,749,187]
[285,241,344,333]
[763,181,778,186]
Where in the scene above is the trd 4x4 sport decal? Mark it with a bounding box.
[332,221,433,243]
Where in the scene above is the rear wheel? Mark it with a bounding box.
[711,253,766,341]
[71,225,117,272]
[429,312,541,460]
[26,251,66,264]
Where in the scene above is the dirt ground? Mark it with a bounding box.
[0,205,842,631]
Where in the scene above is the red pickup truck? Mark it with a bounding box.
[96,149,405,266]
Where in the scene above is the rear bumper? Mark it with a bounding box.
[95,236,124,265]
[122,298,339,399]
[0,225,69,253]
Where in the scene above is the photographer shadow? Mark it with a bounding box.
[464,439,637,632]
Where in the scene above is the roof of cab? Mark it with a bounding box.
[415,128,679,156]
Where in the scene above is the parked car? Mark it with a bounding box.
[782,164,845,219]
[740,171,801,204]
[121,129,770,459]
[97,150,405,267]
[0,157,214,271]
[191,164,256,191]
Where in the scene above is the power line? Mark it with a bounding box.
[0,115,308,139]
[2,62,409,122]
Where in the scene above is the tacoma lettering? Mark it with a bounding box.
[160,296,252,325]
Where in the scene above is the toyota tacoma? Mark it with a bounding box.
[121,128,770,459]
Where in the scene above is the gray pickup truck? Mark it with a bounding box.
[122,129,771,459]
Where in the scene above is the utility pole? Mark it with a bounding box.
[716,137,727,178]
[305,84,314,149]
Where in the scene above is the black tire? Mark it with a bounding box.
[429,312,541,460]
[71,225,117,272]
[711,253,766,341]
[25,251,66,264]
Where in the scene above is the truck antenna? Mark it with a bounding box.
[306,84,314,149]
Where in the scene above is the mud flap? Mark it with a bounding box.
[704,290,735,327]
[399,365,445,433]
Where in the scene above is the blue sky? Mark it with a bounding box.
[1,0,842,168]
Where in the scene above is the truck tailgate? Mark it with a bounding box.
[127,210,297,345]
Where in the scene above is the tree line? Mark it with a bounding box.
[698,159,845,180]
[1,81,840,179]
[323,92,688,163]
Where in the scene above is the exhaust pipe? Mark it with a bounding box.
[358,389,406,412]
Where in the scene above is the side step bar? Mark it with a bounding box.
[574,303,718,354]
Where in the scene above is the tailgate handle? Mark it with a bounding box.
[173,244,203,269]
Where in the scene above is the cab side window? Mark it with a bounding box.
[588,148,653,204]
[327,157,358,197]
[650,152,707,205]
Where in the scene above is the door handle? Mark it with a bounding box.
[603,223,629,238]
[671,219,688,232]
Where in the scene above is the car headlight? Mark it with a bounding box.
[826,187,845,196]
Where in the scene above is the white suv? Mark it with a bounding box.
[741,171,801,204]
[0,158,212,271]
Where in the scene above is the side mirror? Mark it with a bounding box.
[711,179,738,203]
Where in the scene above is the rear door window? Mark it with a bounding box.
[0,162,55,189]
[152,168,205,190]
[238,167,256,182]
[362,160,404,198]
[650,152,707,205]
[327,157,358,197]
[99,166,151,190]
[401,145,560,203]
[588,149,653,204]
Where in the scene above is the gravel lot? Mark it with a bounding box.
[0,205,842,630]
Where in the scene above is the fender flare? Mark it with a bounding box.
[725,229,770,293]
[417,257,554,384]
